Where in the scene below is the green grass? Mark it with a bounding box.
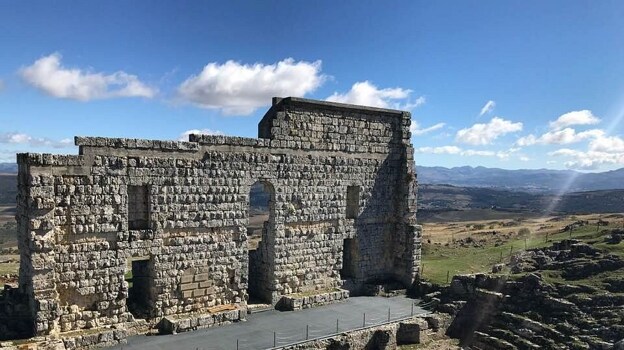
[421,223,624,285]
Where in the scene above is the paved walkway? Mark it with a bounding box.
[110,296,428,350]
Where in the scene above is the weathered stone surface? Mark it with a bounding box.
[3,97,421,345]
[277,289,349,311]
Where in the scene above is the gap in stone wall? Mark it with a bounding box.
[247,180,273,304]
[126,257,152,319]
[341,238,358,279]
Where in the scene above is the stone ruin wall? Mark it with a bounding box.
[11,97,421,339]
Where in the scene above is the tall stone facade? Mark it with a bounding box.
[12,97,421,339]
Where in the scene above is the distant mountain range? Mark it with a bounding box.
[417,165,624,193]
[419,184,624,213]
[0,163,17,174]
[2,161,623,194]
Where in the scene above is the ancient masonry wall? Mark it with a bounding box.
[13,97,421,338]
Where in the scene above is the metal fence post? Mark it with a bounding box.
[237,339,239,350]
[336,318,339,332]
[411,302,414,316]
[387,307,391,322]
[273,331,276,347]
[363,312,366,327]
[306,324,309,340]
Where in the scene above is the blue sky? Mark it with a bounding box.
[1,1,623,170]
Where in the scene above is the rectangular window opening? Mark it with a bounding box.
[346,186,360,219]
[128,185,149,230]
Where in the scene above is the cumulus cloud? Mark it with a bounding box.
[416,146,517,159]
[20,53,156,101]
[479,100,495,116]
[455,117,523,145]
[410,121,445,136]
[462,149,496,156]
[416,146,462,155]
[548,148,624,170]
[547,134,624,169]
[549,110,600,130]
[177,58,325,115]
[516,128,604,146]
[587,134,624,153]
[0,132,73,148]
[327,81,425,110]
[177,128,225,141]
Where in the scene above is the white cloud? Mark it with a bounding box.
[178,128,225,141]
[0,132,73,148]
[519,156,530,162]
[588,134,624,153]
[516,128,604,146]
[455,117,523,145]
[416,146,517,159]
[548,145,624,170]
[479,100,495,116]
[416,146,462,155]
[410,121,445,136]
[327,81,425,110]
[462,149,496,156]
[549,110,600,130]
[177,58,325,115]
[515,134,537,147]
[20,53,156,101]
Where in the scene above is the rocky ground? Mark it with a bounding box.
[419,229,624,349]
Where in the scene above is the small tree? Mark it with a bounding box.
[518,227,531,236]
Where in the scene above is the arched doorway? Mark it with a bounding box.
[247,180,275,304]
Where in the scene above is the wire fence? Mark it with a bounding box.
[172,299,433,350]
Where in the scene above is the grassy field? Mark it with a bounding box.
[420,213,624,285]
[0,254,18,275]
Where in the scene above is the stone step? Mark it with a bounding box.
[247,303,273,314]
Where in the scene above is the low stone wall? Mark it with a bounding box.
[0,308,245,350]
[277,290,349,311]
[277,313,451,350]
[0,323,135,350]
[159,307,246,334]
